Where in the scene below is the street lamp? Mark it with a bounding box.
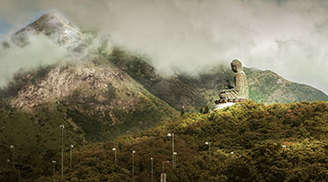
[282,145,286,149]
[205,142,211,161]
[150,157,154,182]
[52,160,56,182]
[10,145,14,161]
[161,160,170,173]
[167,133,175,168]
[132,150,136,181]
[112,148,117,164]
[9,145,16,173]
[173,152,177,168]
[161,161,170,182]
[59,124,65,179]
[70,144,74,168]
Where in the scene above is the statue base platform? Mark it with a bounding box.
[213,102,236,110]
[215,98,248,104]
[213,98,248,111]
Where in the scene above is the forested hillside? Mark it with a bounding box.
[4,101,325,182]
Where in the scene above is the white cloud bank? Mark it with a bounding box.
[0,34,68,86]
[0,0,328,93]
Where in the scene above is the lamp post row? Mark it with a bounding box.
[11,128,184,181]
[53,129,178,181]
[51,133,210,181]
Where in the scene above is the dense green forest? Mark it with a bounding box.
[2,101,327,181]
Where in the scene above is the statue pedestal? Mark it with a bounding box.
[213,102,236,110]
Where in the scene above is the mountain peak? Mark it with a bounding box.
[11,11,84,50]
[31,11,79,31]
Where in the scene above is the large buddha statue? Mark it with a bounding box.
[217,59,249,103]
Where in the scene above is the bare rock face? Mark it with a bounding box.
[7,60,176,141]
[10,62,146,112]
[12,12,86,52]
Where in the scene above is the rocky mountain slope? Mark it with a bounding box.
[2,59,176,141]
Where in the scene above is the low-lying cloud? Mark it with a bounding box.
[0,0,328,93]
[0,34,69,87]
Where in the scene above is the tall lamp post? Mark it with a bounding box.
[161,161,170,182]
[167,133,175,168]
[150,157,154,182]
[52,160,56,182]
[10,145,20,181]
[132,150,136,181]
[112,148,117,165]
[205,142,211,161]
[10,145,15,169]
[161,161,170,173]
[70,144,74,168]
[59,124,65,179]
[173,152,177,168]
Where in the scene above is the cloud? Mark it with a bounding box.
[0,34,69,87]
[0,0,328,93]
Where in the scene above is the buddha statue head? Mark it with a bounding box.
[231,59,242,73]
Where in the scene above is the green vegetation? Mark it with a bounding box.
[8,101,325,182]
[0,97,175,181]
[245,69,328,103]
[0,102,84,181]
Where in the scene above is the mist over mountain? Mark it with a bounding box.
[1,0,328,93]
[1,11,327,105]
[0,12,111,88]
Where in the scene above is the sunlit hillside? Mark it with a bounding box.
[5,101,325,182]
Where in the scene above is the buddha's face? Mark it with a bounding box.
[231,59,243,73]
[231,64,239,73]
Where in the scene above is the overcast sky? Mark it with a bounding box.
[0,0,328,94]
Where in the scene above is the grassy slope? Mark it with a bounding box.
[245,68,328,103]
[31,101,328,182]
